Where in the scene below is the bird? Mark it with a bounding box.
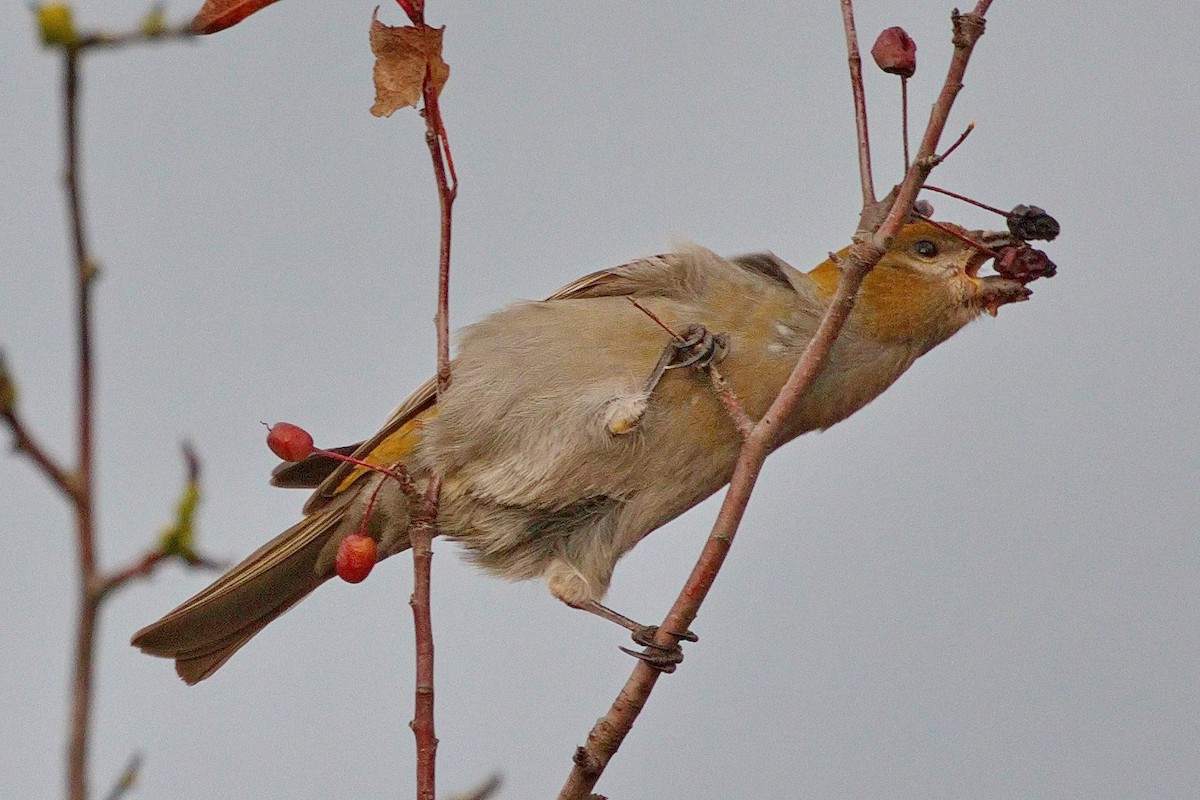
[133,219,1035,683]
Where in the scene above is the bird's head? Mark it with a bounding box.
[809,219,1034,351]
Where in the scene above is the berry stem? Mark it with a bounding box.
[922,183,1008,217]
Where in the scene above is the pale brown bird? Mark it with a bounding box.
[133,220,1034,683]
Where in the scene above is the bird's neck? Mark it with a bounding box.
[807,255,977,349]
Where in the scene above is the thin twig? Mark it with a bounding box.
[931,121,975,166]
[873,4,991,242]
[923,182,1006,217]
[2,409,78,500]
[409,477,440,800]
[707,367,755,440]
[911,213,1000,257]
[98,752,142,800]
[61,44,98,800]
[445,774,503,800]
[557,3,996,796]
[840,0,874,206]
[75,25,195,50]
[17,16,203,800]
[408,13,457,796]
[901,76,910,171]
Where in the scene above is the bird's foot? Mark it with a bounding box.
[618,625,698,673]
[572,600,698,672]
[641,323,730,395]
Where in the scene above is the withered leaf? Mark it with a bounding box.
[192,0,284,35]
[369,10,450,118]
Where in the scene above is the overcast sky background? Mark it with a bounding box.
[2,2,1197,798]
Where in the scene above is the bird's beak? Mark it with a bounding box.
[964,230,1031,316]
[963,229,1018,278]
[970,229,1019,249]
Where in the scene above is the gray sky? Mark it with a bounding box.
[2,2,1197,798]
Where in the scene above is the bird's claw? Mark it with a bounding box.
[630,624,698,648]
[666,324,729,371]
[619,644,684,673]
[618,624,698,672]
[641,323,729,396]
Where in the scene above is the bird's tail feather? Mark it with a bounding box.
[132,500,352,684]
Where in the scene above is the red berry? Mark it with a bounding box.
[265,422,314,462]
[336,534,378,583]
[871,27,917,78]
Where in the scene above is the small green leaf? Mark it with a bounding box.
[159,443,202,560]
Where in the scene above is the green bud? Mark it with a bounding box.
[140,5,166,38]
[36,3,77,48]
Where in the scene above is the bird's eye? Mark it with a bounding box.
[914,240,938,258]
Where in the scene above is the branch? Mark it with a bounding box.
[35,6,196,53]
[840,0,874,206]
[557,3,996,796]
[408,10,457,799]
[61,43,98,800]
[25,12,203,800]
[2,407,78,501]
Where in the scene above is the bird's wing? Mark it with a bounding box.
[293,249,801,512]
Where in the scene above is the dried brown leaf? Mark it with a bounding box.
[369,10,449,118]
[192,0,284,34]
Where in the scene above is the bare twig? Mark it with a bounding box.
[446,774,503,800]
[840,0,874,206]
[60,43,99,800]
[707,367,755,440]
[409,477,440,800]
[923,182,1006,216]
[932,121,975,167]
[11,17,206,799]
[557,3,996,796]
[402,5,458,796]
[74,25,195,51]
[98,752,142,800]
[2,408,78,500]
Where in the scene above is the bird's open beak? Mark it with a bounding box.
[964,230,1031,316]
[963,229,1019,277]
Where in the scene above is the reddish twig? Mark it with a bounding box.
[840,0,875,206]
[409,476,440,800]
[557,3,996,796]
[873,3,992,242]
[424,90,456,392]
[707,367,755,440]
[932,121,975,166]
[922,182,1006,216]
[402,4,457,795]
[911,213,1000,258]
[625,299,754,437]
